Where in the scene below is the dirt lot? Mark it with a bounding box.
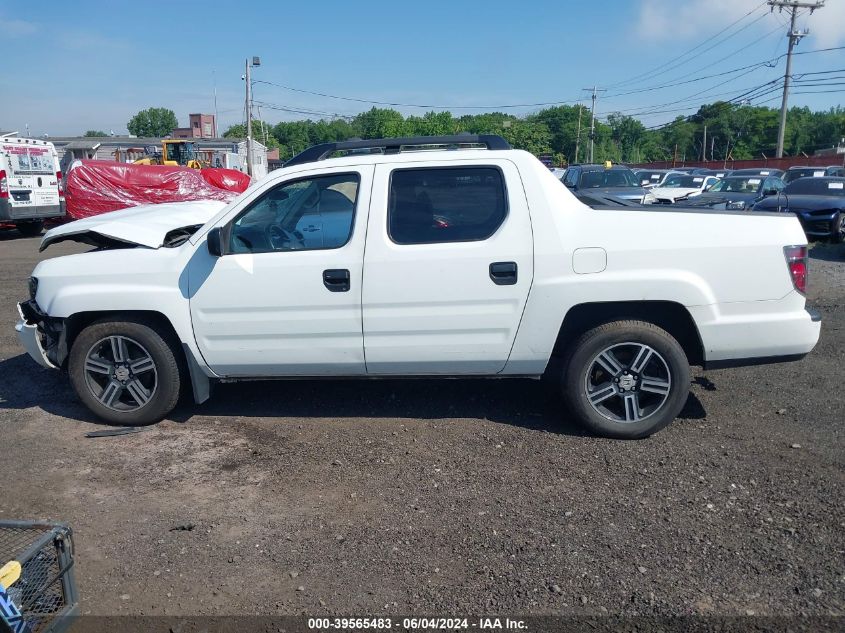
[0,232,842,621]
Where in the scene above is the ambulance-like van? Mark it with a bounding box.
[0,137,65,236]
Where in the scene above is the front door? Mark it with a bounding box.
[189,166,373,376]
[362,160,534,375]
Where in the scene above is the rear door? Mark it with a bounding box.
[27,145,61,215]
[362,159,534,375]
[2,144,36,216]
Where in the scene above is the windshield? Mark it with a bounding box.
[661,174,708,188]
[783,168,825,183]
[635,171,664,184]
[708,177,762,193]
[579,169,639,188]
[784,178,845,196]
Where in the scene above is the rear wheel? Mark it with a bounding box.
[561,320,690,439]
[16,220,44,237]
[68,319,181,425]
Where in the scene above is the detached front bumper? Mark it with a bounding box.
[16,302,59,369]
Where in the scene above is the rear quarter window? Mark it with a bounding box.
[388,167,508,245]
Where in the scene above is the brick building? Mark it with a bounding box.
[172,113,217,139]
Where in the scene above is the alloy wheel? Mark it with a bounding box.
[584,342,672,423]
[83,335,158,412]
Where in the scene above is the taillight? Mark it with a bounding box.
[784,245,807,294]
[56,171,64,198]
[0,170,8,199]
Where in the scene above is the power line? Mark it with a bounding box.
[251,46,844,116]
[604,1,770,90]
[253,100,356,120]
[252,79,583,110]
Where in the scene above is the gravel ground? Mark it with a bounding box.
[0,232,842,622]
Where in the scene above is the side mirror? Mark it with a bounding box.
[764,188,778,197]
[207,226,225,257]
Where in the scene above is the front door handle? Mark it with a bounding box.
[323,269,350,292]
[489,261,517,285]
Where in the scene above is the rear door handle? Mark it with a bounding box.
[489,261,517,285]
[323,269,350,292]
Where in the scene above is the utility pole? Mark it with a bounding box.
[244,56,261,176]
[245,58,253,176]
[702,125,707,162]
[583,86,606,163]
[574,103,583,164]
[212,69,219,137]
[768,0,824,158]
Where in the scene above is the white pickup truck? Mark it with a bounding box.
[16,135,821,439]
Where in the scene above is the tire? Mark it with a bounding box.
[68,318,182,425]
[17,220,44,237]
[560,320,690,439]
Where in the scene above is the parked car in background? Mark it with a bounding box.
[692,168,732,178]
[0,137,65,236]
[648,173,720,205]
[562,164,653,203]
[729,168,785,179]
[752,176,845,243]
[633,169,675,188]
[683,174,785,210]
[782,165,845,184]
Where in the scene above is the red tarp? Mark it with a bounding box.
[199,167,251,193]
[65,161,250,219]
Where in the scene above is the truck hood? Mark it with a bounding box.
[682,191,760,208]
[40,200,228,251]
[580,186,647,200]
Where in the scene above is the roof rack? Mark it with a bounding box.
[284,134,511,167]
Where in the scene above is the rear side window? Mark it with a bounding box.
[388,167,507,245]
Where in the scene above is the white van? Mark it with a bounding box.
[0,137,65,236]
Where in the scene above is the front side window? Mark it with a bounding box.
[388,167,507,245]
[229,173,359,254]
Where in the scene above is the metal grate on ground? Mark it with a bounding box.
[0,522,77,633]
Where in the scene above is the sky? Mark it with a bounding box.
[1,0,844,137]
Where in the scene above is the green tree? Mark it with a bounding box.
[83,130,108,137]
[223,121,280,150]
[127,107,179,137]
[500,119,552,155]
[352,108,407,138]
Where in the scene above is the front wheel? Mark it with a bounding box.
[68,318,182,425]
[561,320,691,439]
